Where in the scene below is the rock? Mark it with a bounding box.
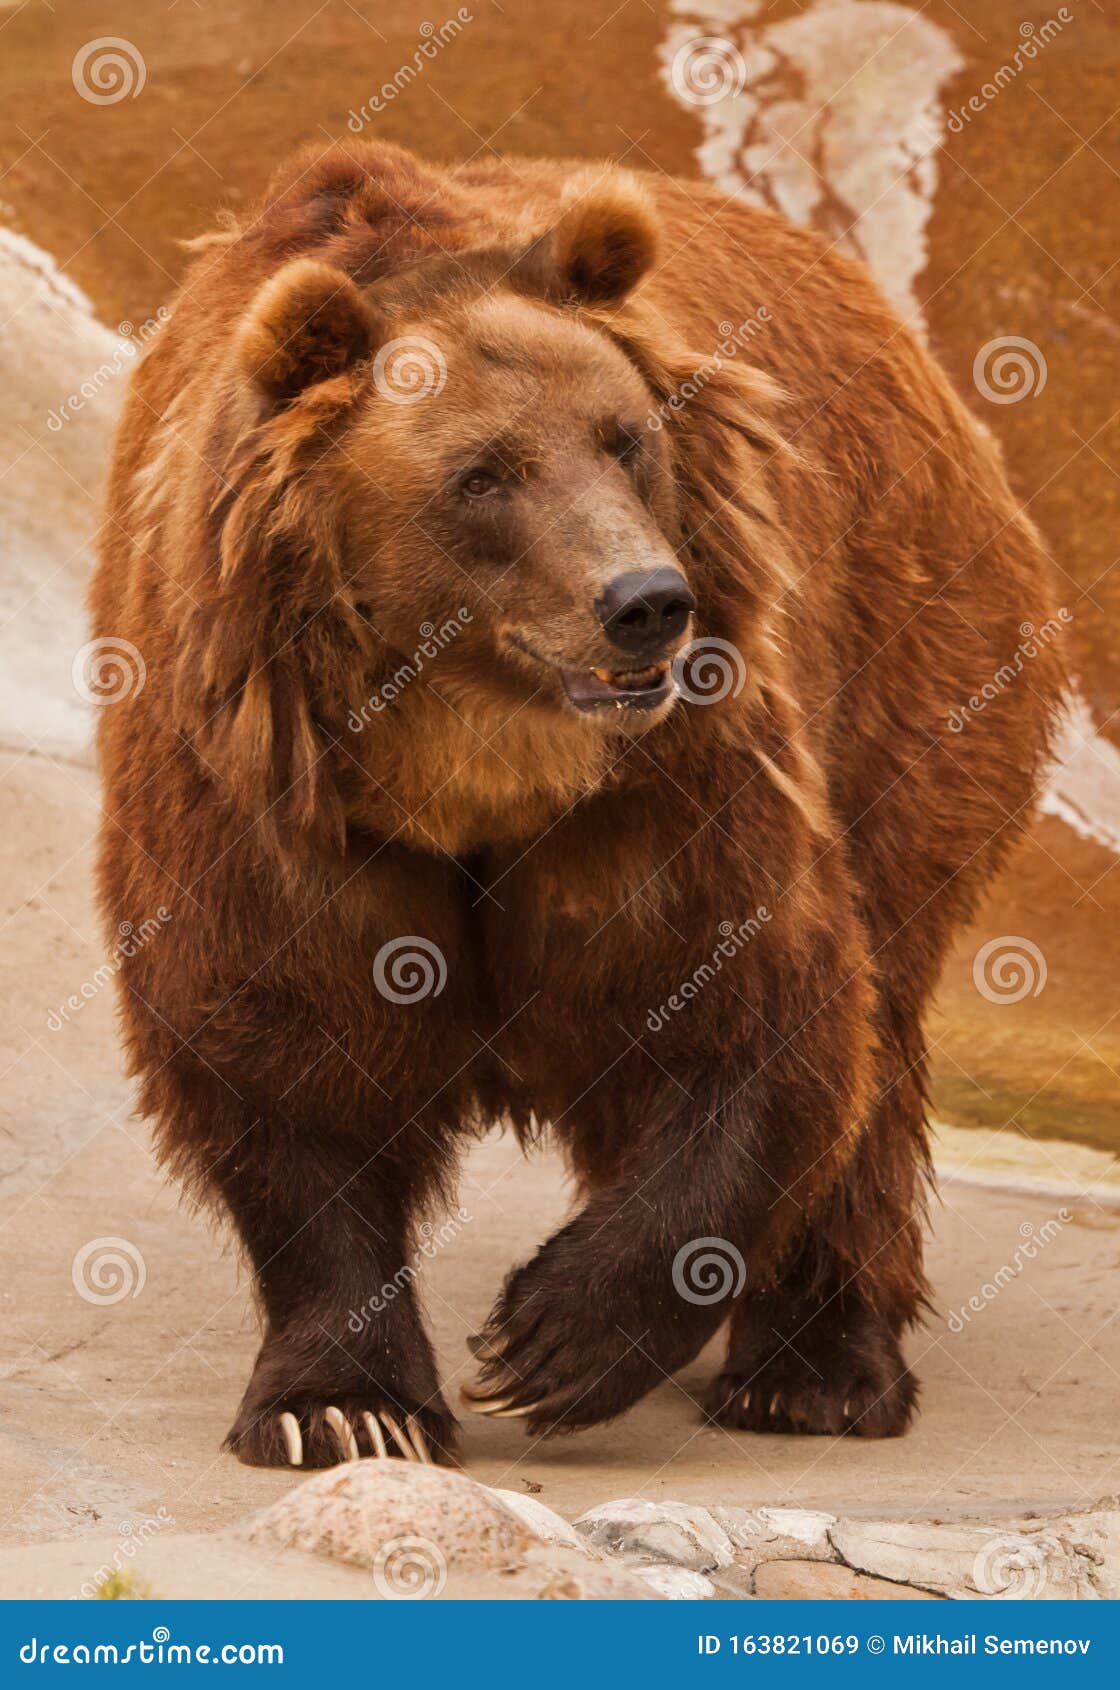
[529,1551,660,1600]
[831,1506,1120,1600]
[492,1488,592,1554]
[754,1561,942,1601]
[241,1460,534,1580]
[574,1498,735,1572]
[628,1564,716,1600]
[714,1505,837,1567]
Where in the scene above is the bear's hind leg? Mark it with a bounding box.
[707,1059,928,1440]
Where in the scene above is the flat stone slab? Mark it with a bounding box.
[754,1561,941,1601]
[831,1508,1120,1601]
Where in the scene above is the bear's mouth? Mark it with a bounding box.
[506,634,675,713]
[560,660,674,712]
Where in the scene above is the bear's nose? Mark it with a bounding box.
[595,568,695,655]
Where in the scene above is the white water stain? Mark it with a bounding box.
[659,0,1120,859]
[660,0,963,329]
[1039,696,1120,858]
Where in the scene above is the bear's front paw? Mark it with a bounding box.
[463,1281,656,1434]
[225,1394,457,1468]
[463,1231,711,1434]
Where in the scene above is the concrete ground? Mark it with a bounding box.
[1,0,1118,1594]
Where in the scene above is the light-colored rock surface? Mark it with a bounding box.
[754,1561,941,1601]
[241,1460,534,1576]
[734,1507,837,1566]
[629,1564,718,1600]
[575,1498,738,1572]
[0,1525,660,1601]
[0,231,123,761]
[831,1506,1120,1601]
[493,1488,592,1554]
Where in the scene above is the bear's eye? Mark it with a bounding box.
[460,467,501,499]
[607,429,642,467]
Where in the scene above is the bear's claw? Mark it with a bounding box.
[229,1399,449,1468]
[277,1410,303,1465]
[706,1357,916,1439]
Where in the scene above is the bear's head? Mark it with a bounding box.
[235,175,690,720]
[174,162,783,857]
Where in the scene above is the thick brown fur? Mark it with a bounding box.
[91,140,1063,1467]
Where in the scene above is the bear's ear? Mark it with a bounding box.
[235,258,381,400]
[545,175,661,307]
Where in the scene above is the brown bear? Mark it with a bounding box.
[91,140,1062,1469]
